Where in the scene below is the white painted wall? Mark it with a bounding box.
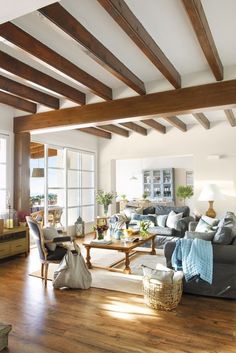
[98,122,236,218]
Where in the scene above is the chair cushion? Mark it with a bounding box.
[166,211,183,229]
[47,246,67,260]
[43,227,58,251]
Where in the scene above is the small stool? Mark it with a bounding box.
[0,324,12,351]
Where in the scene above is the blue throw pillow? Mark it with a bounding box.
[131,213,157,226]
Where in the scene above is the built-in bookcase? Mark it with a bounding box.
[143,168,175,201]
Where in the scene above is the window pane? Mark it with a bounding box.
[48,168,64,188]
[68,170,81,188]
[68,207,81,225]
[48,188,64,206]
[68,150,80,169]
[0,138,6,163]
[82,171,94,188]
[0,165,6,186]
[82,153,94,171]
[82,206,94,223]
[68,189,80,207]
[82,189,94,205]
[0,190,6,211]
[48,149,64,168]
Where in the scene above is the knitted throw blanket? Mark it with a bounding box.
[171,238,213,284]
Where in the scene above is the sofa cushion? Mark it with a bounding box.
[185,231,215,241]
[166,211,183,229]
[149,226,174,236]
[131,213,157,226]
[143,206,155,215]
[156,214,168,228]
[195,218,213,233]
[155,205,189,217]
[213,212,236,245]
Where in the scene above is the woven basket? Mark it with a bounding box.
[143,276,183,311]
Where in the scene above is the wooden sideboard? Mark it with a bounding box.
[0,227,29,260]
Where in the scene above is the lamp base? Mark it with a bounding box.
[205,201,216,218]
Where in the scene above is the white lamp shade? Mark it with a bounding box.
[198,184,224,201]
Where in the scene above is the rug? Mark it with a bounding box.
[29,249,166,295]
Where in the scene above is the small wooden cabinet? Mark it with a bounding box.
[0,227,29,259]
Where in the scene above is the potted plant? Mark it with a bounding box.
[96,190,115,216]
[176,185,194,205]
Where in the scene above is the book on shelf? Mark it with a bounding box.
[90,239,112,245]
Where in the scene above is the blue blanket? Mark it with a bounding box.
[171,238,213,284]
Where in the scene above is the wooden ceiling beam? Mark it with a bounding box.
[193,113,210,129]
[13,79,236,133]
[224,109,236,127]
[39,3,146,95]
[0,51,85,105]
[98,0,181,89]
[0,74,59,109]
[119,122,147,135]
[78,127,112,139]
[182,0,223,81]
[0,22,112,101]
[0,90,37,113]
[98,124,129,137]
[163,116,187,132]
[141,119,166,134]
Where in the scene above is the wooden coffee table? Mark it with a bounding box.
[83,233,157,274]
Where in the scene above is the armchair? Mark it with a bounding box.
[26,217,71,286]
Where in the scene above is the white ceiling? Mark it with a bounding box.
[1,0,236,127]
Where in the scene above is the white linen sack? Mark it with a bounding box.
[53,242,92,289]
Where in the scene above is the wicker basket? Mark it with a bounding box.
[0,324,12,351]
[143,276,183,311]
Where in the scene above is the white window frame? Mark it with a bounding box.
[0,132,12,210]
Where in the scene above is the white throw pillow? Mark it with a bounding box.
[43,227,58,251]
[166,211,183,229]
[195,216,219,233]
[201,215,219,227]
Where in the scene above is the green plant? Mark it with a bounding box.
[176,185,194,204]
[120,194,127,200]
[140,220,151,237]
[96,190,115,215]
[142,191,149,200]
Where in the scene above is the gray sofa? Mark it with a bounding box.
[164,213,236,299]
[110,205,194,248]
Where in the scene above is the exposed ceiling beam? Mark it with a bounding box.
[98,0,181,89]
[182,0,223,81]
[78,127,112,139]
[0,51,85,105]
[99,124,129,137]
[0,90,37,113]
[0,74,59,109]
[163,116,187,132]
[224,109,236,127]
[119,122,147,135]
[13,79,236,133]
[0,22,112,101]
[39,3,146,95]
[193,113,210,129]
[141,119,166,134]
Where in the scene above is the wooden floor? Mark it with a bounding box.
[0,249,235,353]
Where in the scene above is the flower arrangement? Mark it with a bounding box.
[17,211,29,226]
[140,220,151,237]
[93,224,108,240]
[96,190,115,215]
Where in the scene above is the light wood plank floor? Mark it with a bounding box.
[0,248,235,353]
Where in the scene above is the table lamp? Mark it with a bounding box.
[198,184,224,218]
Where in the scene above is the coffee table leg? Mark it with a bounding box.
[150,236,156,255]
[86,246,92,269]
[124,252,131,274]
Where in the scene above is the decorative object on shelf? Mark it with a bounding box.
[176,185,194,205]
[96,190,115,216]
[140,220,151,237]
[75,216,85,238]
[17,211,29,227]
[198,183,224,218]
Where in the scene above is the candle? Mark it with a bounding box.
[6,219,13,229]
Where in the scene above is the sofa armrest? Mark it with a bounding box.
[213,244,236,264]
[164,241,176,268]
[189,221,198,231]
[176,216,194,232]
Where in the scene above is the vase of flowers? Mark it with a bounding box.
[96,190,115,216]
[139,220,151,238]
[94,224,108,240]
